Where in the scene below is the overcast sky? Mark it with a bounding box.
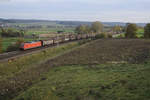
[0,0,150,22]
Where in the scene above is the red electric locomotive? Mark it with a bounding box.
[20,40,42,50]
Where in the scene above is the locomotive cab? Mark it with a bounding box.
[20,43,25,50]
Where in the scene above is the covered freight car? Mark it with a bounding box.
[64,35,70,41]
[42,38,54,46]
[69,34,76,40]
[81,34,87,39]
[53,36,62,44]
[76,34,82,40]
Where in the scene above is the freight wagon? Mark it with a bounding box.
[69,34,76,40]
[64,35,70,41]
[42,38,54,46]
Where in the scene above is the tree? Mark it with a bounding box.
[84,25,91,34]
[91,21,104,33]
[19,29,25,37]
[1,28,25,37]
[112,25,122,34]
[75,25,91,34]
[125,23,137,38]
[144,23,150,38]
[16,38,24,46]
[0,38,2,53]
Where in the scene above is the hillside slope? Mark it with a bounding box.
[13,39,150,100]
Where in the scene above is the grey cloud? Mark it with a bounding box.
[0,0,10,2]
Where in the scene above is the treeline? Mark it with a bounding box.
[75,21,124,35]
[0,28,25,37]
[75,21,104,34]
[125,23,150,38]
[75,21,150,38]
[75,21,114,39]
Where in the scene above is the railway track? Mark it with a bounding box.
[0,40,83,62]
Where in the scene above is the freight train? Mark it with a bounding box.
[20,34,96,50]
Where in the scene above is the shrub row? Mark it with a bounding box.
[6,38,24,52]
[95,33,112,39]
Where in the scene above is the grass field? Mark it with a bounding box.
[14,63,150,100]
[137,29,144,37]
[26,28,75,35]
[0,39,150,100]
[6,22,75,35]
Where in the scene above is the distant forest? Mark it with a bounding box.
[0,18,146,27]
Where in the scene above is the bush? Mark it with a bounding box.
[6,44,18,52]
[78,39,91,45]
[0,38,2,53]
[107,34,113,38]
[6,38,24,52]
[117,34,124,38]
[95,33,107,39]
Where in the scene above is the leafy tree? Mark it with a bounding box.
[16,38,24,46]
[84,25,91,34]
[125,23,137,38]
[121,26,126,32]
[75,21,104,34]
[75,25,91,34]
[1,28,24,37]
[144,23,150,38]
[112,25,122,34]
[75,25,83,34]
[107,34,113,38]
[91,21,104,33]
[19,29,26,37]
